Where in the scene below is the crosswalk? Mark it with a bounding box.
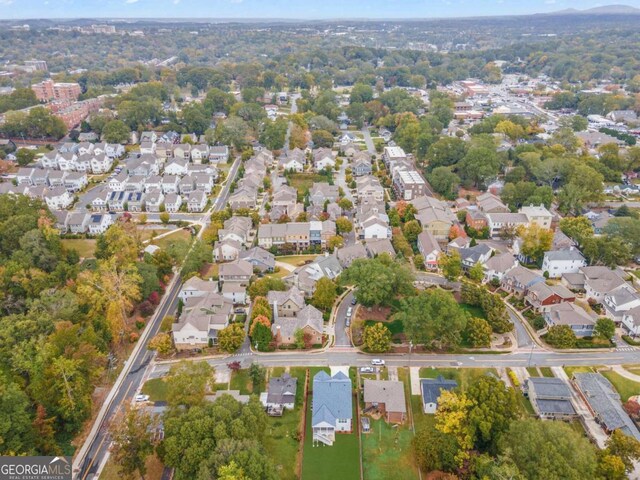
[616,346,637,352]
[230,352,252,357]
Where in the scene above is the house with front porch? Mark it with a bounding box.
[311,371,353,446]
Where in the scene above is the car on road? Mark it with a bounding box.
[134,394,150,403]
[346,306,353,317]
[371,359,385,366]
[360,366,374,373]
[351,297,357,305]
[346,318,350,327]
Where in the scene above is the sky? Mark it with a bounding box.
[1,0,640,20]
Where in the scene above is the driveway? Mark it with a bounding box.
[333,290,355,347]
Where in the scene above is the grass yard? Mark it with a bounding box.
[459,303,487,319]
[364,319,404,335]
[564,366,597,378]
[264,267,290,279]
[201,263,219,279]
[141,378,168,402]
[100,454,164,480]
[623,365,640,375]
[61,239,97,258]
[417,368,497,392]
[230,367,267,395]
[264,367,308,480]
[601,370,640,402]
[301,398,360,480]
[526,367,540,377]
[539,367,554,377]
[277,254,319,267]
[151,228,193,250]
[362,418,419,480]
[288,173,332,195]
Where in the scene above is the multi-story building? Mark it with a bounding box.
[32,79,81,102]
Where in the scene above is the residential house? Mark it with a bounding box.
[417,230,442,270]
[520,204,553,230]
[172,292,233,349]
[41,151,59,169]
[420,376,458,414]
[476,192,509,213]
[272,185,298,208]
[178,276,219,302]
[340,142,361,157]
[90,191,109,212]
[64,172,88,193]
[261,373,297,414]
[581,266,629,303]
[126,192,145,212]
[125,175,145,193]
[178,175,195,195]
[16,168,34,185]
[209,146,229,164]
[87,213,113,235]
[486,212,529,238]
[57,152,78,171]
[108,172,127,192]
[501,266,545,296]
[213,238,242,262]
[573,373,640,440]
[161,175,180,194]
[140,140,156,155]
[67,211,89,234]
[542,248,587,279]
[603,287,640,323]
[164,159,188,176]
[273,304,324,345]
[484,252,518,282]
[621,306,640,337]
[221,282,247,304]
[285,254,343,295]
[337,243,368,268]
[355,176,384,203]
[311,371,353,445]
[228,187,257,211]
[239,247,275,273]
[365,239,396,259]
[392,169,426,201]
[458,244,493,270]
[310,182,339,206]
[30,169,49,186]
[525,282,576,312]
[163,193,182,213]
[280,148,306,172]
[219,216,252,245]
[187,190,207,212]
[194,174,214,194]
[90,154,113,174]
[218,259,253,285]
[382,146,407,168]
[313,148,336,171]
[363,380,406,424]
[465,210,488,231]
[44,187,73,210]
[190,144,209,163]
[413,196,456,241]
[352,155,372,177]
[268,286,306,318]
[527,377,577,420]
[145,189,164,212]
[129,155,160,176]
[171,143,191,161]
[544,303,596,336]
[361,216,391,240]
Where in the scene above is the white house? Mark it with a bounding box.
[44,187,73,210]
[187,190,207,212]
[213,239,243,262]
[542,248,587,279]
[361,217,391,240]
[164,193,182,213]
[90,154,113,174]
[416,230,441,270]
[164,159,189,176]
[87,213,113,235]
[178,276,219,302]
[621,306,640,337]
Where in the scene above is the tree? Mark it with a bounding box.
[159,212,170,224]
[499,419,598,480]
[426,136,467,169]
[594,318,615,341]
[0,372,34,455]
[440,251,462,281]
[604,429,640,474]
[109,406,157,480]
[598,454,627,480]
[397,289,467,349]
[218,461,250,480]
[341,256,414,307]
[327,235,345,250]
[517,224,553,264]
[495,120,525,143]
[428,167,461,199]
[412,423,459,474]
[362,322,392,353]
[311,277,337,311]
[15,148,36,167]
[248,277,285,299]
[251,321,273,351]
[148,332,173,355]
[414,254,425,270]
[218,323,245,353]
[259,118,287,150]
[403,219,423,243]
[216,117,249,150]
[467,262,485,283]
[559,216,594,246]
[166,361,214,409]
[603,217,640,255]
[458,146,501,187]
[311,129,334,148]
[545,325,577,348]
[435,390,475,465]
[465,317,492,348]
[102,119,130,144]
[336,216,353,234]
[582,236,632,268]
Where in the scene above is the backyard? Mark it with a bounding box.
[418,367,498,392]
[61,238,96,258]
[276,254,319,267]
[288,172,333,196]
[601,370,640,402]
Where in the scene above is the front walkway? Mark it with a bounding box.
[409,367,421,395]
[611,365,640,382]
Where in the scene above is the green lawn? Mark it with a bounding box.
[288,173,333,196]
[362,418,419,480]
[141,378,168,402]
[364,319,404,335]
[539,367,554,378]
[526,367,540,377]
[459,303,487,319]
[417,368,497,392]
[263,367,308,480]
[151,228,193,250]
[301,397,360,480]
[277,255,319,267]
[61,239,97,258]
[230,367,266,395]
[564,366,597,378]
[601,370,640,402]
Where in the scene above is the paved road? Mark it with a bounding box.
[508,307,536,349]
[361,126,376,154]
[334,290,355,347]
[73,156,242,480]
[150,349,640,378]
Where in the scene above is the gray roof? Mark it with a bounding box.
[272,304,323,339]
[485,252,517,273]
[574,373,640,440]
[544,249,585,262]
[239,247,275,270]
[363,380,406,413]
[336,243,368,267]
[528,377,572,399]
[312,371,352,427]
[458,244,492,264]
[267,286,306,310]
[266,373,297,405]
[365,238,396,258]
[420,376,457,405]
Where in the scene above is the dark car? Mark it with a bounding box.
[351,297,357,305]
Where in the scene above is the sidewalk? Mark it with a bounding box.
[409,366,421,395]
[611,365,640,382]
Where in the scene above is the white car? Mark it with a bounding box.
[134,394,150,403]
[346,306,353,317]
[371,359,385,366]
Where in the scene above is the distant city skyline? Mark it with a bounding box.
[1,0,640,20]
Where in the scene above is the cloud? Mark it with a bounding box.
[0,0,15,5]
[125,0,139,3]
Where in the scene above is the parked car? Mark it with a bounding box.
[360,366,374,373]
[351,297,357,305]
[134,394,150,403]
[371,359,385,366]
[346,306,353,317]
